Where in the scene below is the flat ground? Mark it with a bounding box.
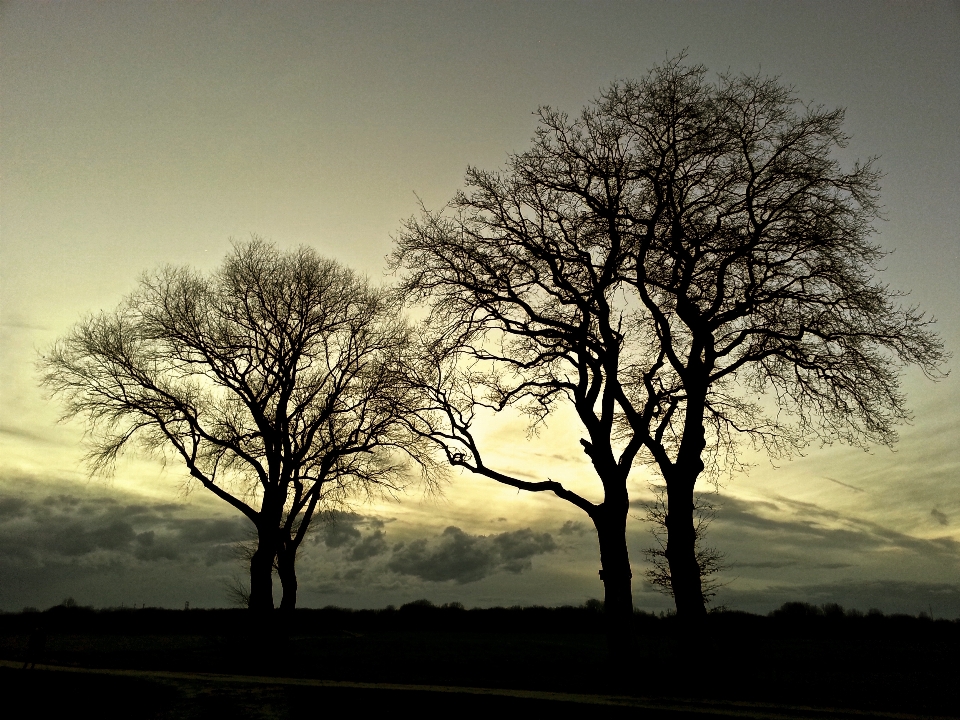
[0,606,956,719]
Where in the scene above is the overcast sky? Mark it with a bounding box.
[1,1,958,616]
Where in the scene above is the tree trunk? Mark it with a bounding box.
[594,502,634,665]
[277,544,297,612]
[247,538,275,612]
[664,382,709,621]
[665,477,707,620]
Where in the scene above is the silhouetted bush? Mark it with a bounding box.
[769,601,822,619]
[0,602,955,639]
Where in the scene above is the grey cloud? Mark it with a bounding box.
[203,543,238,566]
[931,508,948,526]
[131,527,196,562]
[317,512,390,555]
[387,526,556,584]
[121,503,180,519]
[643,494,914,568]
[703,496,804,536]
[493,529,556,572]
[0,497,28,519]
[319,512,364,548]
[172,518,245,544]
[729,560,853,570]
[347,530,388,561]
[0,474,261,608]
[731,560,799,569]
[388,528,493,583]
[342,567,364,581]
[134,539,183,562]
[41,493,84,510]
[558,520,588,536]
[715,495,960,560]
[681,494,960,611]
[0,485,245,570]
[48,521,137,556]
[323,523,361,548]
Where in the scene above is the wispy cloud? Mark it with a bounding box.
[823,476,865,493]
[0,424,55,445]
[0,319,48,332]
[714,494,960,560]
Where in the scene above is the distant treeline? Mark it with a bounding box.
[1,599,956,635]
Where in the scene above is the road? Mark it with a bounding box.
[0,660,947,719]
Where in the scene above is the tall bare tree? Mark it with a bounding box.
[390,56,945,630]
[41,239,431,611]
[603,59,946,617]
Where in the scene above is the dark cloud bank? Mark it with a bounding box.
[317,512,557,584]
[709,494,960,563]
[0,487,245,568]
[674,494,960,616]
[0,479,248,609]
[0,484,561,609]
[2,475,958,615]
[388,526,556,583]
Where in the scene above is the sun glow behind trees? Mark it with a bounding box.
[1,2,957,615]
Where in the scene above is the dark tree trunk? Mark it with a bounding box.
[665,476,707,620]
[594,500,634,664]
[664,383,709,621]
[247,538,275,612]
[277,544,297,612]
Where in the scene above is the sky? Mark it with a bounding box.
[1,1,958,616]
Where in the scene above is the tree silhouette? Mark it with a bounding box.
[390,56,945,631]
[640,486,725,604]
[41,239,434,611]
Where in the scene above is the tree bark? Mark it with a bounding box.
[247,538,276,612]
[663,381,709,621]
[594,501,634,664]
[277,543,297,612]
[665,477,707,620]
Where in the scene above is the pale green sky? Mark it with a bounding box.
[1,1,958,614]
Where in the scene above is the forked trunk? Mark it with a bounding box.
[594,503,634,664]
[247,539,276,612]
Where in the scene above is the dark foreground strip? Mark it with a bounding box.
[0,659,947,720]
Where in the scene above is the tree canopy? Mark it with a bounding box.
[391,56,946,621]
[42,239,434,610]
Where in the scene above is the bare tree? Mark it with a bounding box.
[390,55,946,631]
[41,238,433,611]
[601,58,946,618]
[391,125,656,655]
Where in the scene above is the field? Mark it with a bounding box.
[1,603,957,718]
